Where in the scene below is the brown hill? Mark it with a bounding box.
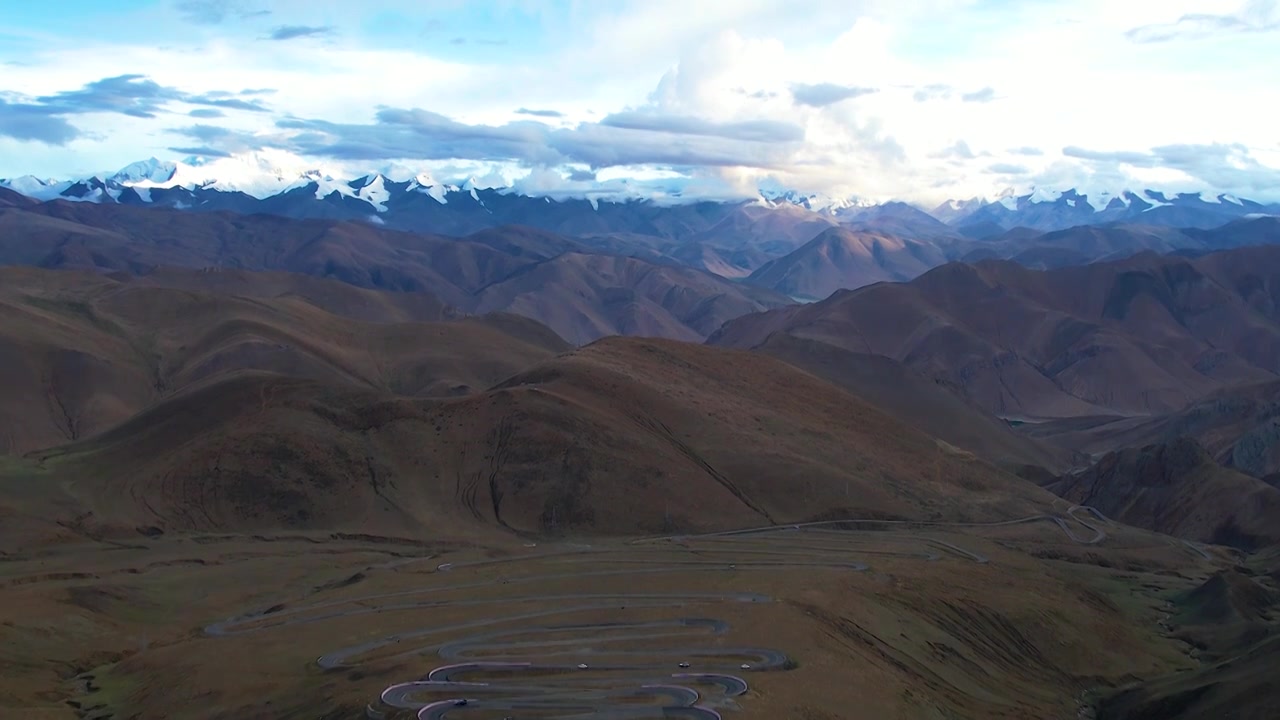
[957,216,1280,270]
[27,337,1059,537]
[964,224,1198,270]
[0,187,37,208]
[1098,634,1280,720]
[712,246,1280,420]
[1096,567,1280,720]
[676,203,837,277]
[1022,379,1280,478]
[750,333,1078,472]
[746,226,946,301]
[0,266,568,454]
[108,265,460,324]
[0,201,786,343]
[1045,438,1280,550]
[474,251,790,344]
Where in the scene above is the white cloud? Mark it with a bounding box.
[1,0,1278,203]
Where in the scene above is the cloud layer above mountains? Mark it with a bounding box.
[1,0,1278,203]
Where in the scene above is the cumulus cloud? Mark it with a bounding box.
[173,0,269,25]
[37,74,269,118]
[184,103,805,173]
[1062,146,1156,165]
[268,25,334,41]
[598,111,804,143]
[961,86,996,103]
[915,84,997,103]
[912,84,953,102]
[7,0,1280,204]
[515,108,564,118]
[1126,2,1280,43]
[930,140,978,160]
[0,99,81,144]
[166,145,233,157]
[789,82,877,107]
[449,37,507,46]
[170,123,270,154]
[1050,142,1280,196]
[0,74,268,146]
[986,162,1029,174]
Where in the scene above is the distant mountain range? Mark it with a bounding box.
[4,155,1277,239]
[4,155,1280,307]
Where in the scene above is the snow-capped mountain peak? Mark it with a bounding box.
[1027,187,1063,204]
[141,150,344,199]
[4,153,1275,236]
[111,157,178,185]
[352,173,390,212]
[937,185,1276,233]
[755,188,875,214]
[0,175,73,200]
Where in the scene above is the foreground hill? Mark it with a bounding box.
[23,337,1058,537]
[1045,438,1280,550]
[0,200,788,343]
[0,266,568,454]
[711,246,1280,420]
[1096,555,1280,720]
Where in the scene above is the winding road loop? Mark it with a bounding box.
[206,511,1112,719]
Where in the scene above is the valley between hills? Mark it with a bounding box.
[2,187,1280,720]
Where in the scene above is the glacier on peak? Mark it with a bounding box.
[111,157,178,184]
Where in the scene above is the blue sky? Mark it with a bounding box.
[2,0,1279,203]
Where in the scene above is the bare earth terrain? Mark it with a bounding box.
[0,504,1216,720]
[2,261,1278,719]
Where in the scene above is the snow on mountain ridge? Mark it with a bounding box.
[111,157,178,184]
[354,174,390,212]
[4,153,1274,232]
[0,176,73,200]
[756,188,875,214]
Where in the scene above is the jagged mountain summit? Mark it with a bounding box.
[4,154,1275,240]
[950,187,1277,235]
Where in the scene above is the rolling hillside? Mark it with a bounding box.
[712,246,1280,420]
[0,266,568,454]
[21,337,1059,538]
[0,200,787,343]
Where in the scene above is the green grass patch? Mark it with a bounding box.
[21,296,128,338]
[0,454,55,485]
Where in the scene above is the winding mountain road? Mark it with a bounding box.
[206,508,1117,719]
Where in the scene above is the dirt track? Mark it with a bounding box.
[206,512,1112,719]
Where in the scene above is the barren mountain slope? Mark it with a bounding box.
[1023,379,1280,478]
[712,247,1280,419]
[752,333,1079,472]
[0,266,568,454]
[1046,438,1280,550]
[747,226,946,301]
[473,251,791,344]
[1,201,789,343]
[22,337,1060,538]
